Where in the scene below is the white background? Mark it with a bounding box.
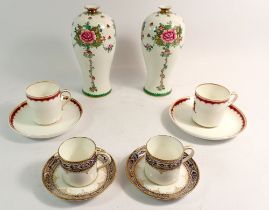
[0,0,268,209]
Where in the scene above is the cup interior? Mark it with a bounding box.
[147,135,183,160]
[196,83,230,101]
[26,81,59,98]
[58,137,96,162]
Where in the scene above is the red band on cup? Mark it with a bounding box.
[195,93,228,105]
[26,91,61,102]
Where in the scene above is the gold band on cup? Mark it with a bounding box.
[145,135,192,171]
[145,152,182,170]
[60,154,97,172]
[58,137,98,173]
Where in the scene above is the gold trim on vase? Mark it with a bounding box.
[159,6,172,14]
[126,146,199,200]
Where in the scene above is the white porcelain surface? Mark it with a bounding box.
[193,83,237,127]
[144,162,181,186]
[26,81,71,125]
[26,81,59,97]
[42,150,116,201]
[72,5,116,96]
[141,6,185,95]
[27,97,63,125]
[58,137,96,161]
[126,146,199,200]
[192,98,228,127]
[9,99,82,139]
[139,158,188,194]
[145,135,194,185]
[170,97,247,140]
[1,1,267,209]
[58,137,111,187]
[62,163,98,188]
[57,162,104,195]
[146,135,184,159]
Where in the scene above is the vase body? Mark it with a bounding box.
[141,6,185,96]
[72,5,116,97]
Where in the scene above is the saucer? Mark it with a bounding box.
[126,146,199,200]
[9,98,83,139]
[169,97,247,140]
[42,148,116,201]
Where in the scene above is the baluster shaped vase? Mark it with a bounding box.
[72,5,116,97]
[141,6,185,96]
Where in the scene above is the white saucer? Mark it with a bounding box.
[126,146,199,200]
[169,97,247,140]
[42,148,116,201]
[9,98,83,139]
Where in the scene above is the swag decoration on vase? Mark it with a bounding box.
[72,5,116,97]
[141,6,185,96]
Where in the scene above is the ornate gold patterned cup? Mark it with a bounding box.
[58,137,111,187]
[144,135,194,185]
[26,81,71,125]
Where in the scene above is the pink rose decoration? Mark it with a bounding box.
[80,30,96,43]
[161,29,177,43]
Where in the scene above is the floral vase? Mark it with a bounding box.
[141,6,185,96]
[72,5,116,97]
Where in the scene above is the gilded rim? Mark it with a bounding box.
[146,135,185,161]
[82,89,112,98]
[159,5,172,14]
[26,81,61,101]
[58,137,97,163]
[195,83,231,104]
[126,146,199,201]
[8,98,83,138]
[42,148,116,201]
[58,137,98,172]
[143,87,172,97]
[169,96,247,140]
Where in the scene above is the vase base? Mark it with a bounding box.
[143,87,172,97]
[82,89,112,98]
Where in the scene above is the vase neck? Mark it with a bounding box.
[84,5,100,15]
[159,5,172,14]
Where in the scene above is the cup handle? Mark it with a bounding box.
[60,90,71,110]
[96,151,111,170]
[182,146,194,163]
[227,91,238,106]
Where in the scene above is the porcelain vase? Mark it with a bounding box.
[141,6,185,96]
[72,5,116,97]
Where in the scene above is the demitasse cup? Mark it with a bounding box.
[144,135,194,185]
[192,83,238,127]
[58,137,111,187]
[26,81,71,125]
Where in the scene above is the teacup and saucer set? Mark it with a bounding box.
[9,81,83,139]
[42,137,116,200]
[169,83,247,140]
[126,135,199,200]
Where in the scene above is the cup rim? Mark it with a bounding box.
[146,135,184,161]
[26,80,60,100]
[195,83,231,103]
[58,137,97,163]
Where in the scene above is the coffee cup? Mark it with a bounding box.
[58,137,111,187]
[192,83,238,127]
[144,135,194,185]
[26,81,71,125]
